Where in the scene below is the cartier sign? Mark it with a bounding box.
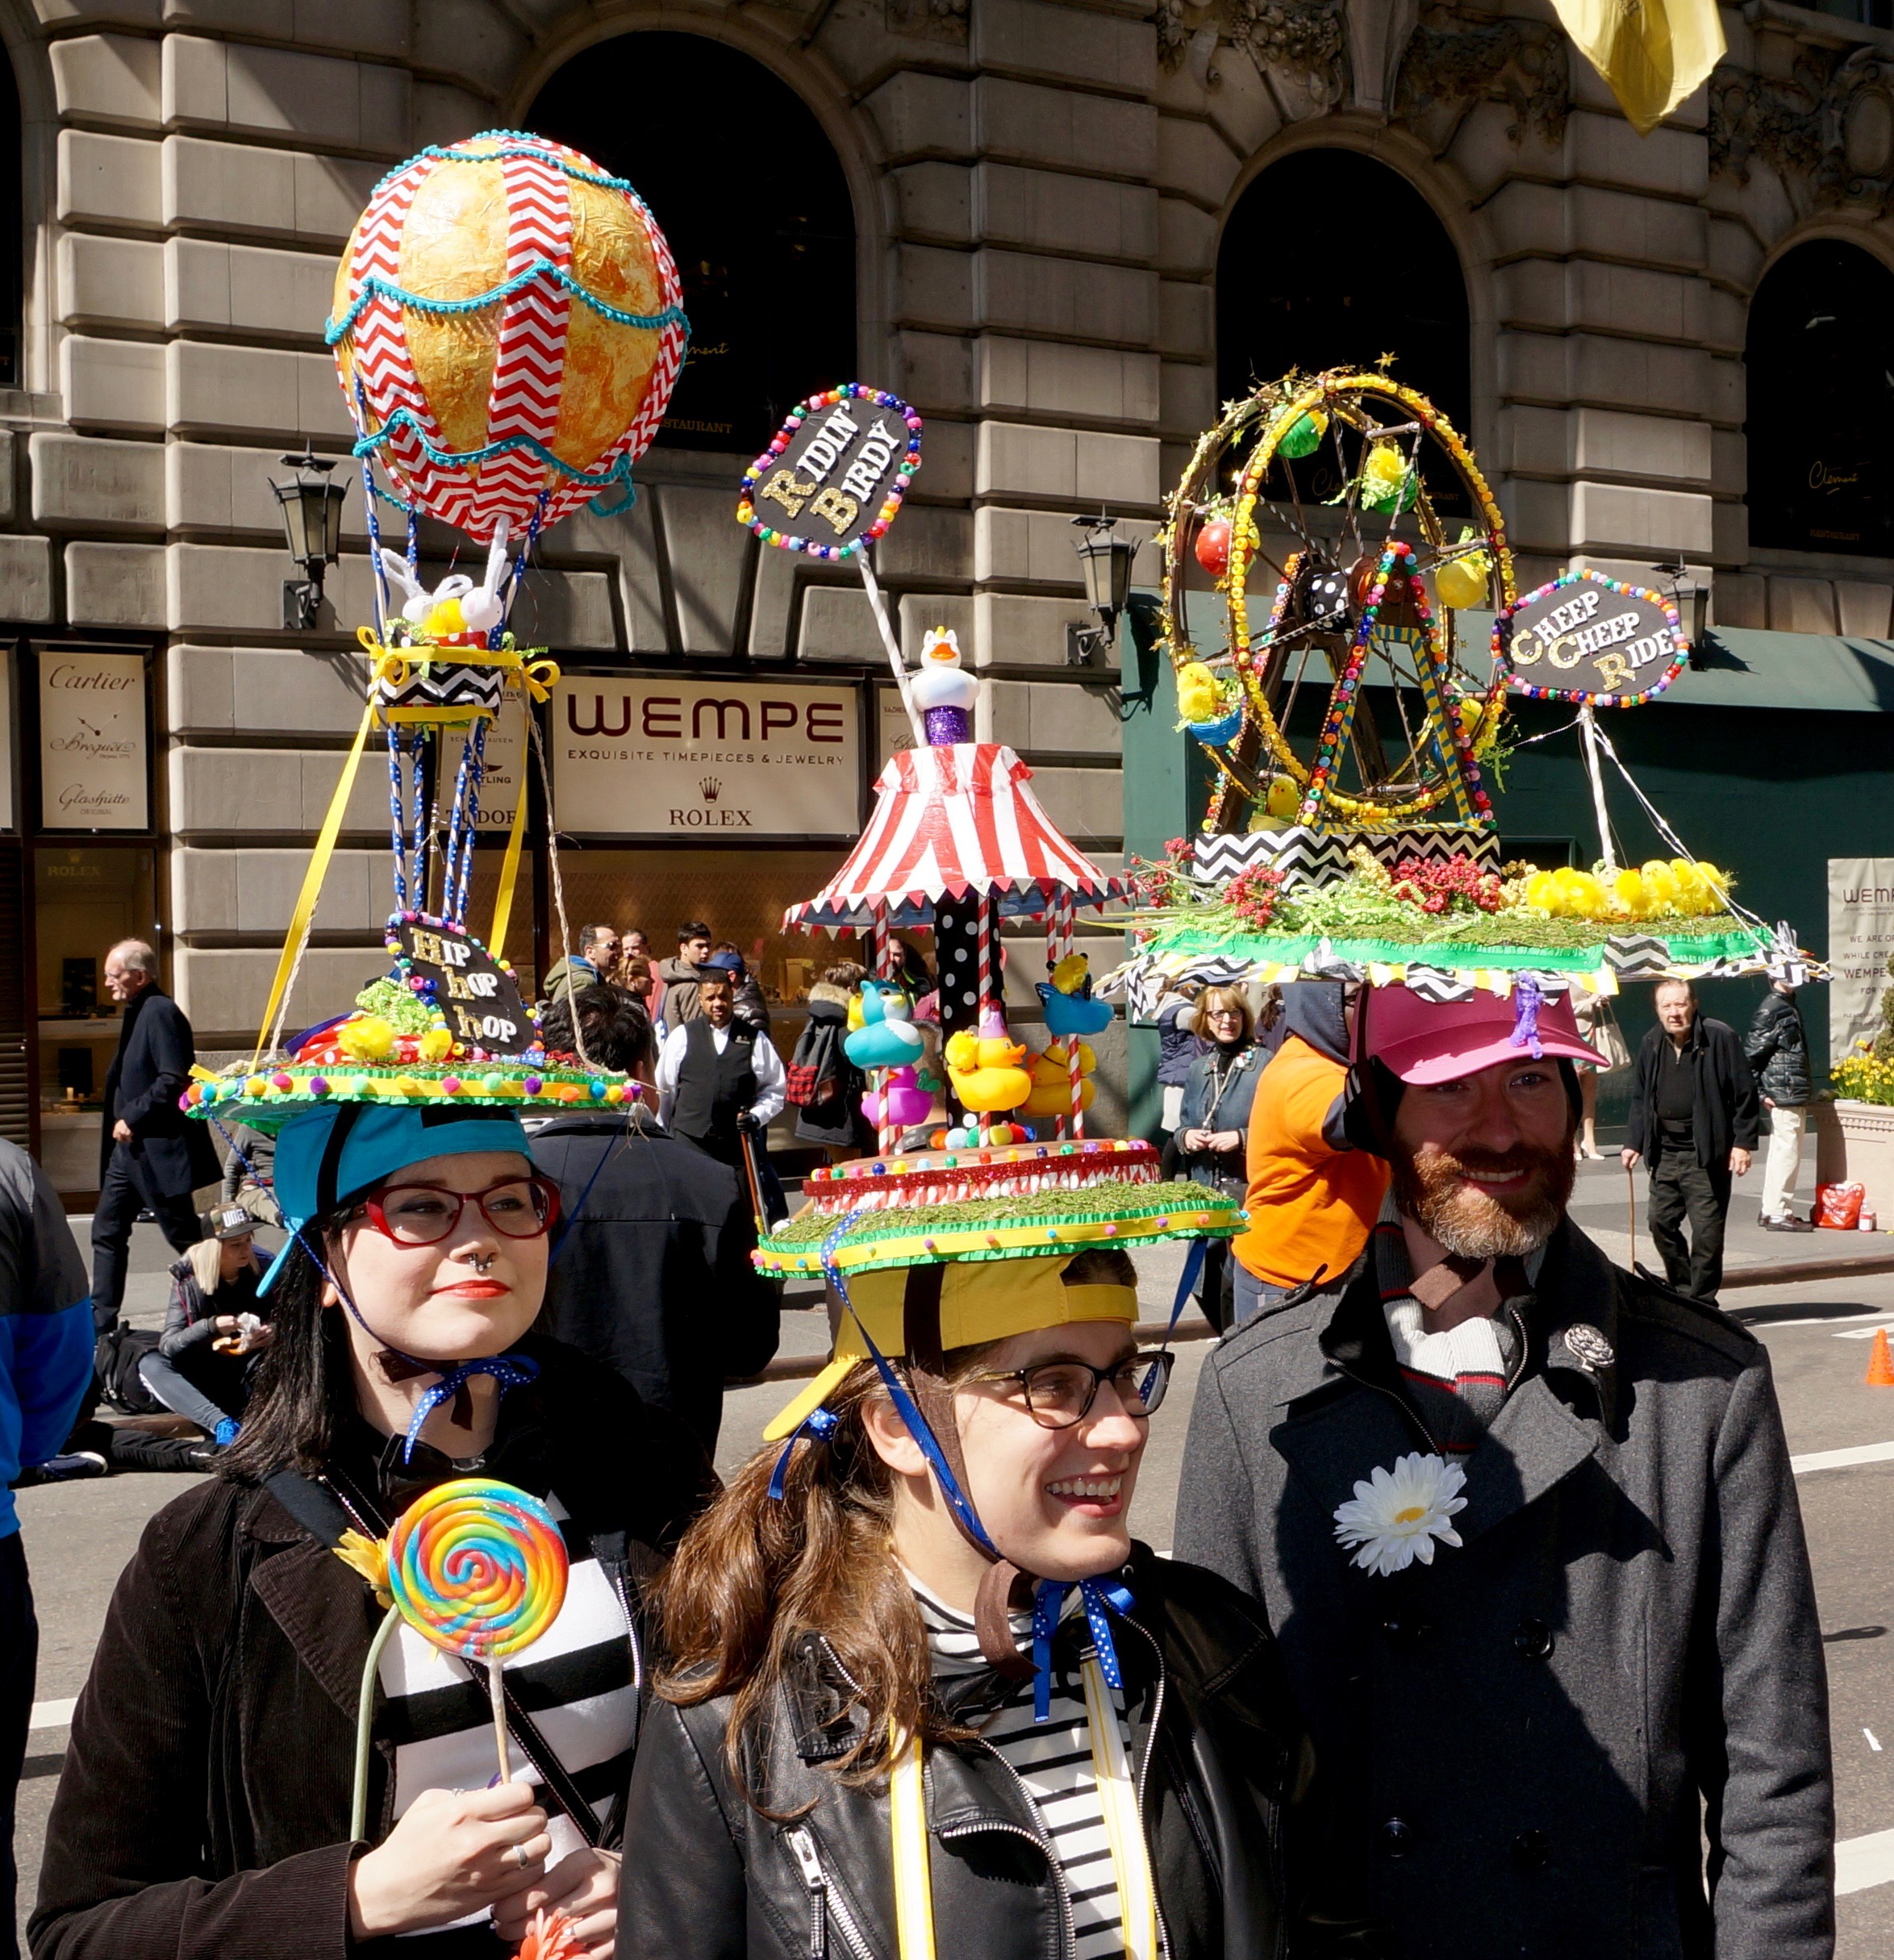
[39,649,147,829]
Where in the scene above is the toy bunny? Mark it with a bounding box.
[378,517,512,644]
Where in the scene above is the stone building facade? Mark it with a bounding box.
[2,0,1891,1176]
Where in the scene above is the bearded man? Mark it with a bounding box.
[1174,982,1832,1960]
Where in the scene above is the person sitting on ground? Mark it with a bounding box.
[654,922,714,1029]
[217,1120,281,1226]
[137,1203,271,1449]
[534,986,779,1453]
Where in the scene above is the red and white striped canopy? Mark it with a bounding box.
[786,743,1129,930]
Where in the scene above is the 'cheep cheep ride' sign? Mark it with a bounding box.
[1496,569,1685,707]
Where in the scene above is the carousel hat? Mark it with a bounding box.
[763,1252,1139,1442]
[1357,980,1602,1086]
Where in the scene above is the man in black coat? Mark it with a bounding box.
[90,941,218,1329]
[1746,978,1815,1232]
[532,986,779,1453]
[1623,978,1761,1301]
[1175,981,1832,1960]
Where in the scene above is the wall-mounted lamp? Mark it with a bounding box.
[272,450,348,630]
[1066,511,1139,667]
[1651,554,1711,669]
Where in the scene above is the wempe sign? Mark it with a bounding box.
[552,678,860,837]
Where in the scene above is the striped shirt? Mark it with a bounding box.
[378,1495,636,1937]
[916,1582,1131,1960]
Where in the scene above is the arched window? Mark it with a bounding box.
[528,33,855,452]
[1216,150,1471,439]
[1745,240,1894,558]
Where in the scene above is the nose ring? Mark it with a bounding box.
[469,1250,495,1275]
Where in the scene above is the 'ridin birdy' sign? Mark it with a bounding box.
[737,385,923,560]
[1494,569,1685,708]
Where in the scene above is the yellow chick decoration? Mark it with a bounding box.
[1532,857,1736,922]
[1522,869,1609,920]
[1176,661,1223,726]
[944,1028,1033,1114]
[1022,1040,1097,1119]
[1265,774,1302,821]
[338,1017,398,1061]
[1434,531,1493,611]
[417,1026,455,1062]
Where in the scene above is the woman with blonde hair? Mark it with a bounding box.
[1174,986,1266,1331]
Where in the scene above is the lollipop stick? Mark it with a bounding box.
[489,1657,511,1783]
[351,1603,403,1844]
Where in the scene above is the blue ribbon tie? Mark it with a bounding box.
[1031,1575,1137,1723]
[401,1352,539,1462]
[767,1405,840,1500]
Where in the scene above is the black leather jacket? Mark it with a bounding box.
[617,1546,1375,1960]
[1745,989,1813,1107]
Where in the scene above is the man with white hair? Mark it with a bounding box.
[1176,980,1830,1960]
[90,940,219,1329]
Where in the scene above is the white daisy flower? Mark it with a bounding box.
[1332,1451,1468,1577]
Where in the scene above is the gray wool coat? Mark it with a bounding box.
[1173,1216,1834,1960]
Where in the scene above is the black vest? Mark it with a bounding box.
[671,1018,757,1159]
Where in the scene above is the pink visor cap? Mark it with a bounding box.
[1357,981,1605,1086]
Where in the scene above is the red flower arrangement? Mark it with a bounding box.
[1389,854,1505,917]
[1225,865,1284,930]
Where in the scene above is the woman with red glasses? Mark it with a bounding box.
[34,1102,716,1960]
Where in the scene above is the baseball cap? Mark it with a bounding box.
[1356,982,1604,1086]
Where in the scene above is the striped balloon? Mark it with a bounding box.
[328,131,687,544]
[387,1476,569,1661]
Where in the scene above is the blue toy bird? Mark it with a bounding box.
[844,979,927,1070]
[1037,952,1113,1037]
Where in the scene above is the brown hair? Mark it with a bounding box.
[653,1245,1137,1805]
[653,1353,982,1804]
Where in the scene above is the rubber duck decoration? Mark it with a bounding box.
[843,981,926,1070]
[1037,953,1113,1038]
[1022,1039,1096,1120]
[943,1013,1033,1120]
[861,1064,933,1135]
[911,625,978,746]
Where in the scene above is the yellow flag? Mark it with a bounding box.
[1551,0,1725,136]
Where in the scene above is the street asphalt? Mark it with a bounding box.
[16,1145,1894,1953]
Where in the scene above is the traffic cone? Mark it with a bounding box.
[1867,1328,1894,1387]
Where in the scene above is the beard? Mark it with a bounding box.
[1391,1135,1575,1259]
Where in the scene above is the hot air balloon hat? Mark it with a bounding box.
[759,1155,1242,1715]
[184,130,678,1134]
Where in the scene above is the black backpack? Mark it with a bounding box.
[93,1321,167,1416]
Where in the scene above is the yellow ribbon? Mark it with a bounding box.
[489,694,532,960]
[888,1726,936,1960]
[252,699,375,1063]
[886,1664,1159,1960]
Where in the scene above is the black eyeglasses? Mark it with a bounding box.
[969,1349,1174,1429]
[346,1176,561,1247]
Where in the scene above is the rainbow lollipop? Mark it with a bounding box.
[387,1476,569,1779]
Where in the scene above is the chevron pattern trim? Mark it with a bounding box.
[373,662,504,721]
[1191,826,1503,891]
